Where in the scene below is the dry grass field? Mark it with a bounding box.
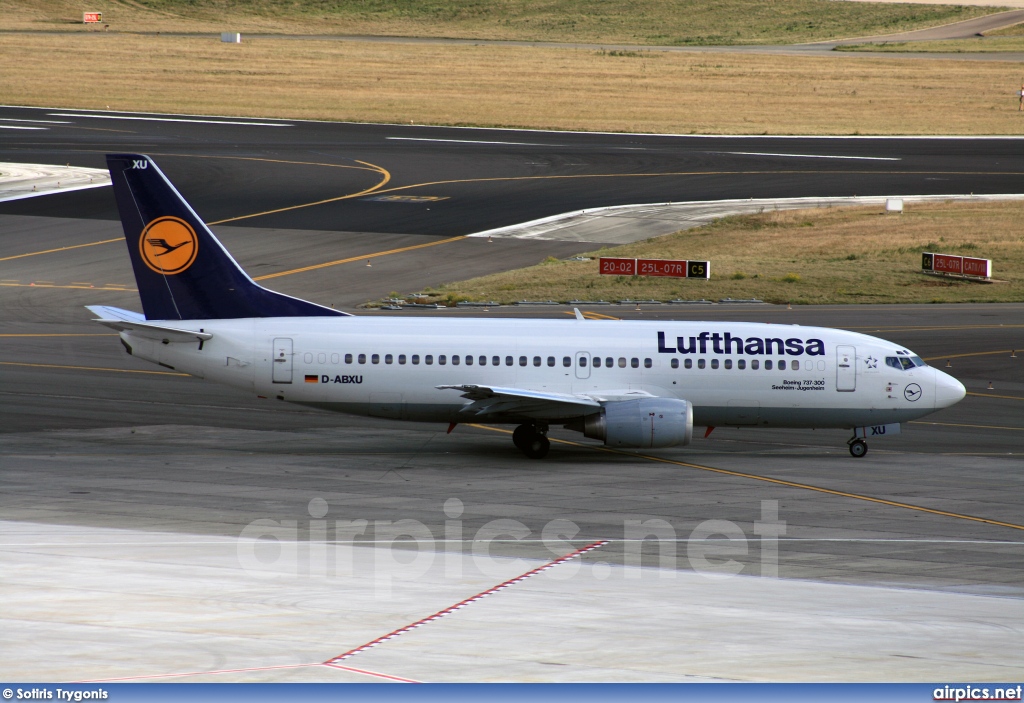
[2,33,1024,134]
[0,0,992,45]
[425,201,1024,305]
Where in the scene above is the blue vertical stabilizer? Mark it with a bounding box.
[106,153,347,320]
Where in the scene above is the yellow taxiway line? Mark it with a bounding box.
[469,424,1024,532]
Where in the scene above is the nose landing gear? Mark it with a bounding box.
[513,423,550,459]
[847,436,868,458]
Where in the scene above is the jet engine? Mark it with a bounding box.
[569,398,693,448]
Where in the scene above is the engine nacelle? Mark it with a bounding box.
[575,398,693,449]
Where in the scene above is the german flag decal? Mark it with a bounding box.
[304,374,319,383]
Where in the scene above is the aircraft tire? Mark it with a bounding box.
[512,424,533,451]
[849,439,868,458]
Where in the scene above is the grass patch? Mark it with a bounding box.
[3,34,1024,134]
[427,201,1024,305]
[0,0,996,46]
[983,20,1024,36]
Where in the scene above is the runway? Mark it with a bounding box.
[1,109,1022,681]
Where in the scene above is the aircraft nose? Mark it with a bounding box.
[934,369,966,409]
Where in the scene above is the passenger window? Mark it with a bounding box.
[452,355,460,366]
[724,359,732,370]
[711,359,719,369]
[372,354,380,364]
[563,356,571,367]
[778,360,786,370]
[426,354,433,365]
[697,359,706,369]
[358,353,366,364]
[304,353,313,364]
[465,355,472,366]
[606,357,613,368]
[519,356,527,367]
[817,360,825,371]
[547,356,555,367]
[751,359,759,370]
[412,354,420,365]
[618,357,626,368]
[318,353,326,364]
[593,357,601,368]
[644,358,652,368]
[579,356,588,367]
[630,358,639,368]
[738,359,745,370]
[684,358,692,369]
[384,354,393,364]
[345,353,353,364]
[765,359,772,370]
[506,356,514,366]
[480,356,487,366]
[492,356,500,366]
[331,353,339,364]
[671,358,679,369]
[439,355,447,365]
[398,354,406,365]
[533,356,541,367]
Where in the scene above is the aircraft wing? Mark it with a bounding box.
[86,305,211,344]
[437,384,603,421]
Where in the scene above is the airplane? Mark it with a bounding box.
[87,154,966,459]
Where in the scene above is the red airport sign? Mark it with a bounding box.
[599,257,637,276]
[922,252,991,279]
[599,257,710,279]
[83,11,102,22]
[962,257,991,278]
[638,258,686,277]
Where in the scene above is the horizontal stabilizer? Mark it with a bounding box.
[85,305,145,323]
[89,315,212,345]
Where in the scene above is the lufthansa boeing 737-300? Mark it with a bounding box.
[87,154,966,459]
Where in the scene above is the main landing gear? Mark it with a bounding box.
[513,423,550,459]
[847,435,868,458]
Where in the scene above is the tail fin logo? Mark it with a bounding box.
[139,216,199,275]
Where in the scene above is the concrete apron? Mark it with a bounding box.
[2,520,1020,682]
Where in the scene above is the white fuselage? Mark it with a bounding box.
[120,316,965,430]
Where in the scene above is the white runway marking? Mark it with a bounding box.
[722,151,901,161]
[0,118,70,124]
[48,113,292,127]
[0,125,46,130]
[387,136,544,146]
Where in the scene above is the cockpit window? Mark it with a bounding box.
[886,356,916,370]
[910,355,926,367]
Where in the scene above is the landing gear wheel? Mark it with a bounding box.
[512,424,533,451]
[849,439,868,458]
[522,434,550,460]
[513,424,550,459]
